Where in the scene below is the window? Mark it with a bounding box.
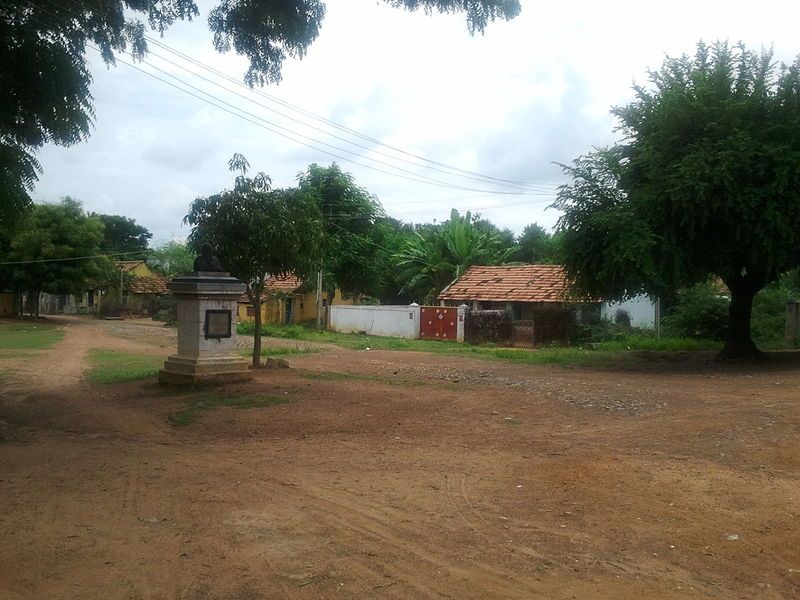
[246,306,256,317]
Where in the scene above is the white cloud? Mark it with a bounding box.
[33,0,800,243]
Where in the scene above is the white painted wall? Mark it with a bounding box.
[601,294,656,329]
[329,305,421,339]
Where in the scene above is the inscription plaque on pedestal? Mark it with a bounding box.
[204,309,232,339]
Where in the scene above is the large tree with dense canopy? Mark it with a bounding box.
[554,42,800,359]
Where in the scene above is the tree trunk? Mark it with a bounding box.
[717,275,765,361]
[252,291,262,368]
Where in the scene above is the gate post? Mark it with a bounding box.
[456,304,469,342]
[409,302,421,339]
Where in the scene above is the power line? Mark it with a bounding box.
[86,44,553,196]
[33,0,558,195]
[142,41,556,194]
[0,249,151,266]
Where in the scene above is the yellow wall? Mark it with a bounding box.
[237,288,354,325]
[0,292,14,316]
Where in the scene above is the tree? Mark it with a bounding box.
[394,209,513,302]
[93,214,152,255]
[184,156,322,367]
[554,42,800,359]
[297,163,383,303]
[512,223,560,263]
[149,240,196,277]
[7,198,114,316]
[0,1,520,221]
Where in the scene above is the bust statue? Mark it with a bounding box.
[193,243,224,272]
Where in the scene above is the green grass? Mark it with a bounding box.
[237,323,720,367]
[0,322,64,351]
[167,391,289,427]
[85,349,162,383]
[240,345,322,358]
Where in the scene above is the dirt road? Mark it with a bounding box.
[1,317,799,599]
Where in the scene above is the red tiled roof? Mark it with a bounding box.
[438,265,578,303]
[238,274,303,303]
[127,275,168,295]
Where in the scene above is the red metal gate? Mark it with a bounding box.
[420,306,457,340]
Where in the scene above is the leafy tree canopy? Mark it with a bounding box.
[184,155,323,366]
[554,41,800,359]
[297,163,384,301]
[6,198,114,315]
[0,0,520,221]
[394,208,513,303]
[92,213,152,255]
[511,223,561,263]
[148,240,196,277]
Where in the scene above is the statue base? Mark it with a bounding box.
[158,272,252,386]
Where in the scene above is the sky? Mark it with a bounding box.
[33,0,800,246]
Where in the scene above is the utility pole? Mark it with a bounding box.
[315,268,323,330]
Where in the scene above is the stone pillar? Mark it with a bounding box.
[456,304,469,343]
[159,271,252,385]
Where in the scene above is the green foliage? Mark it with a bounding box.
[512,223,561,263]
[92,214,152,255]
[85,349,162,384]
[0,322,64,351]
[0,1,518,220]
[752,279,796,344]
[6,199,114,314]
[556,42,800,358]
[167,391,289,427]
[148,241,197,277]
[661,284,730,341]
[237,322,717,366]
[570,321,655,346]
[185,156,323,366]
[297,163,383,300]
[394,209,514,302]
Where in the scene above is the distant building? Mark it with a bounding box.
[237,274,353,325]
[438,264,656,329]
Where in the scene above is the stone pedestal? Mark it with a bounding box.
[159,272,252,385]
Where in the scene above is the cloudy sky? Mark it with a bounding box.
[33,0,800,245]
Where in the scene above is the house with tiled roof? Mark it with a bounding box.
[116,260,169,312]
[438,264,656,329]
[236,274,354,325]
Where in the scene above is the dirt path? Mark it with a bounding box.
[1,318,799,599]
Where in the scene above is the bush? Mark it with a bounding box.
[661,283,729,341]
[752,281,793,344]
[151,295,177,325]
[569,320,653,345]
[236,322,305,339]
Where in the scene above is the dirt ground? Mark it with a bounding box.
[0,316,799,599]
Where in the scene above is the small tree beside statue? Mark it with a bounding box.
[183,155,323,368]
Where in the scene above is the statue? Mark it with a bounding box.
[193,243,224,272]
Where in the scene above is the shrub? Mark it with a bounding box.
[661,283,729,341]
[569,320,653,345]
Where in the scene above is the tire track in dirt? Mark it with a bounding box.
[2,317,172,442]
[244,476,554,598]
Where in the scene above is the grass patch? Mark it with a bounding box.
[238,323,720,367]
[167,391,289,427]
[0,322,64,351]
[85,349,162,383]
[240,345,322,358]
